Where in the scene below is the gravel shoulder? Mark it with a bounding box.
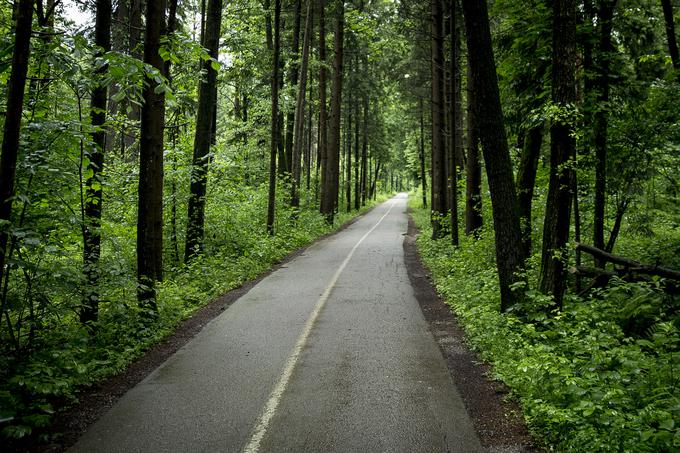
[403,211,540,452]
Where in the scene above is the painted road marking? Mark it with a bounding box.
[241,200,397,453]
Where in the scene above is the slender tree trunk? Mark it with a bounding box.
[284,0,303,176]
[592,0,617,266]
[267,0,282,234]
[0,0,34,294]
[291,0,313,209]
[361,94,368,206]
[318,0,329,214]
[123,0,143,152]
[137,0,167,312]
[81,0,112,325]
[465,62,483,236]
[538,0,577,310]
[185,0,222,261]
[449,1,460,246]
[345,56,353,212]
[353,67,360,211]
[419,97,428,208]
[515,124,543,257]
[661,0,680,80]
[321,0,344,223]
[430,0,448,239]
[462,0,525,310]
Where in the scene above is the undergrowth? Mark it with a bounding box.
[409,196,680,452]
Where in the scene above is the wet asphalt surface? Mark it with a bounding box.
[69,194,482,453]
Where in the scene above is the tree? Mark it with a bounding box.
[0,0,34,294]
[661,0,680,80]
[592,0,618,265]
[267,0,282,234]
[464,62,482,236]
[430,0,448,239]
[292,0,314,210]
[137,0,167,312]
[321,0,345,223]
[185,0,224,261]
[538,0,577,310]
[81,0,113,325]
[461,0,525,310]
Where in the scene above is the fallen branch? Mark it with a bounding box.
[575,243,680,281]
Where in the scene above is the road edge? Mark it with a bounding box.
[402,209,540,453]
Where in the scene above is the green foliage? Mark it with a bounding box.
[410,195,680,451]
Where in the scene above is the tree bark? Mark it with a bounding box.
[464,61,482,236]
[592,0,617,266]
[461,0,525,310]
[449,0,461,246]
[361,93,368,206]
[291,0,313,209]
[0,0,34,294]
[82,0,112,325]
[185,0,223,261]
[284,0,303,175]
[267,0,282,234]
[321,0,344,224]
[137,0,167,312]
[419,97,428,208]
[318,0,329,215]
[538,0,577,310]
[430,0,448,239]
[661,0,680,80]
[515,124,543,257]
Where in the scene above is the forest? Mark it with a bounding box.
[0,0,679,450]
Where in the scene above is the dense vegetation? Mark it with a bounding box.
[0,0,678,450]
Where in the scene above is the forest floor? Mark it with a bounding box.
[30,195,537,453]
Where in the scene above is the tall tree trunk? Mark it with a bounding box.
[464,61,482,235]
[449,1,460,246]
[185,0,223,261]
[0,0,34,294]
[321,0,344,224]
[592,0,617,266]
[283,0,303,176]
[123,0,143,152]
[538,0,577,310]
[419,97,428,208]
[353,65,360,211]
[462,0,525,310]
[430,0,448,239]
[267,0,282,234]
[137,0,167,312]
[345,56,353,212]
[661,0,680,80]
[515,124,543,257]
[361,94,368,206]
[318,0,329,215]
[291,0,313,209]
[81,0,112,325]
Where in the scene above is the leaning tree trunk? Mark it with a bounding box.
[430,0,448,239]
[321,0,344,224]
[0,0,34,294]
[515,123,543,258]
[82,0,112,325]
[267,0,282,234]
[137,0,167,313]
[538,0,577,310]
[461,0,525,311]
[185,0,223,261]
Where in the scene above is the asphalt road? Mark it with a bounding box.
[70,194,483,453]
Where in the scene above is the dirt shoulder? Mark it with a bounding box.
[403,212,539,452]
